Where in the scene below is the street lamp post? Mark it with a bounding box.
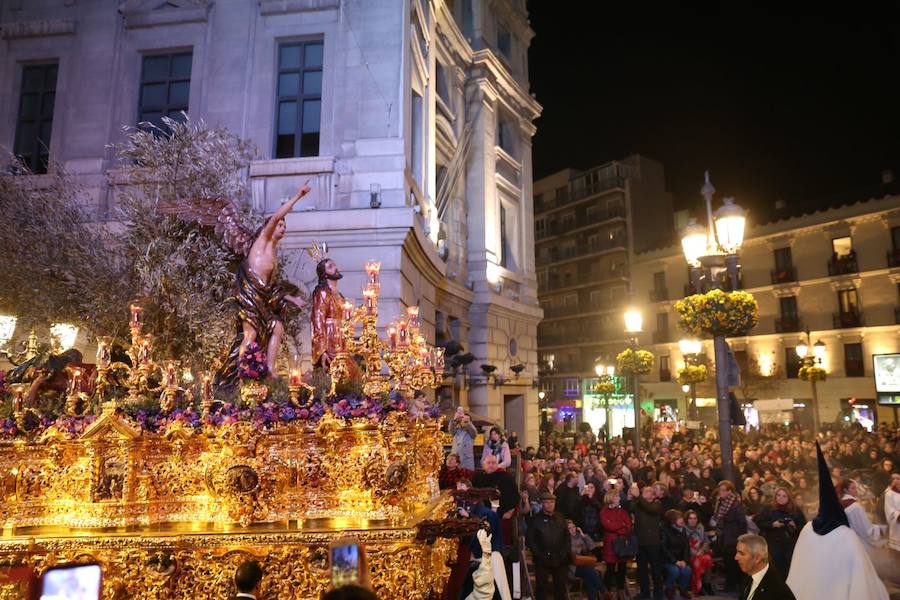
[678,338,703,420]
[795,332,826,437]
[624,309,643,454]
[594,363,615,444]
[679,172,747,484]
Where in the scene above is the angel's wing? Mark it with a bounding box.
[157,197,255,256]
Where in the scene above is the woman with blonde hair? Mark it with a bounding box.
[599,489,633,599]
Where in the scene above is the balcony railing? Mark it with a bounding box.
[833,311,863,329]
[652,330,671,344]
[538,331,621,346]
[828,255,858,276]
[585,205,626,225]
[537,235,628,266]
[545,268,630,291]
[659,369,672,382]
[649,287,669,302]
[542,301,623,318]
[895,307,900,324]
[888,249,900,268]
[569,177,627,202]
[771,266,797,284]
[775,317,802,333]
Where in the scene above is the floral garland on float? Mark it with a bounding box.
[674,289,759,338]
[616,348,654,376]
[676,364,708,385]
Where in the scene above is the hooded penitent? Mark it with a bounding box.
[785,442,888,600]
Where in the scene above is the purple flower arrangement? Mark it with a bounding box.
[237,342,268,380]
[129,406,202,433]
[0,417,17,437]
[53,414,98,437]
[203,400,326,429]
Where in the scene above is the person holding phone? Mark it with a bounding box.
[449,407,477,470]
[755,487,806,578]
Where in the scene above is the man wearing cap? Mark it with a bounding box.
[526,493,572,600]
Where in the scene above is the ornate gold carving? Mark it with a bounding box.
[0,413,444,529]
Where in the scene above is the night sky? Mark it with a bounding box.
[527,2,900,221]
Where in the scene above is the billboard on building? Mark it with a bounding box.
[874,354,900,405]
[873,353,900,393]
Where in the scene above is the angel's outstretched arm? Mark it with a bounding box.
[258,181,311,242]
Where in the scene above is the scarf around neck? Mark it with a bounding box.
[714,493,737,526]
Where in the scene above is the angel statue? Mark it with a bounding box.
[159,182,311,389]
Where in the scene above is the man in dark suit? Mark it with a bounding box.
[232,561,263,600]
[735,534,795,600]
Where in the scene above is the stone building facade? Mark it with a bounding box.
[631,187,900,429]
[0,0,542,445]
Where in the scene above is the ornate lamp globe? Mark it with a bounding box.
[678,338,702,356]
[714,197,746,255]
[795,341,809,359]
[680,219,709,267]
[813,340,826,361]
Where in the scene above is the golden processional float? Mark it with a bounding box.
[0,260,466,599]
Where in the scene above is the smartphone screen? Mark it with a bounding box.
[40,564,101,600]
[330,542,361,588]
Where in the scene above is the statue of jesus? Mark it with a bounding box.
[311,257,344,368]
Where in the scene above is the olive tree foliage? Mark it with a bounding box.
[0,116,306,368]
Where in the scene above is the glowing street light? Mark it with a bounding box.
[624,309,643,334]
[714,197,747,255]
[680,219,709,267]
[678,338,702,357]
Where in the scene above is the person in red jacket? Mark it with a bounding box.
[600,489,633,600]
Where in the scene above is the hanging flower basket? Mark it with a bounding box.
[616,349,654,376]
[595,381,616,394]
[798,365,826,382]
[674,289,759,338]
[677,364,708,385]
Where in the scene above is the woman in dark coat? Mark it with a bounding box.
[599,489,633,599]
[578,481,604,541]
[754,486,806,578]
[711,480,747,593]
[660,509,693,599]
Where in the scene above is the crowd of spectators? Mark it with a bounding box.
[441,416,900,600]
